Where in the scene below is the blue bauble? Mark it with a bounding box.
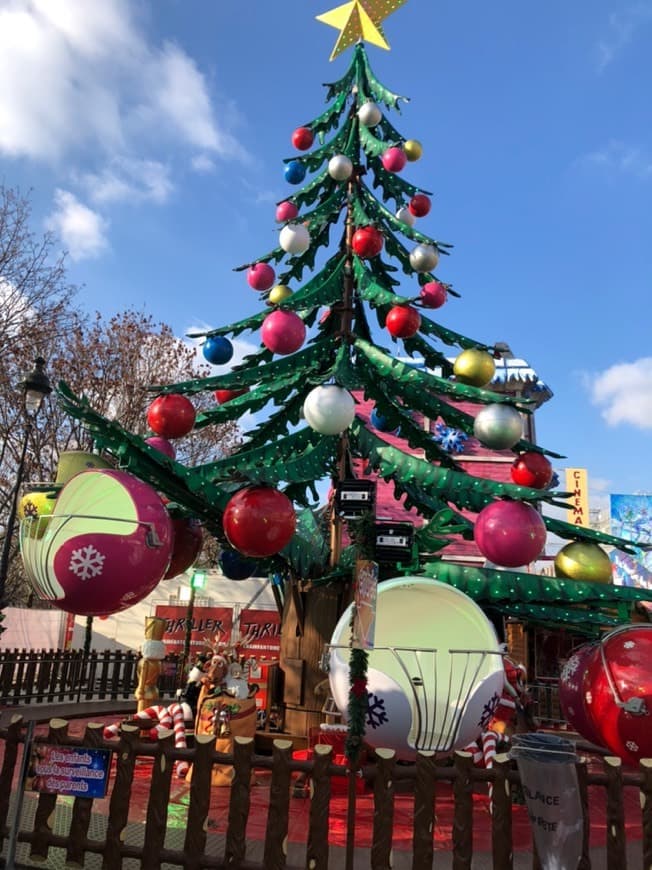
[370,408,399,435]
[219,548,258,581]
[202,336,234,365]
[285,160,307,185]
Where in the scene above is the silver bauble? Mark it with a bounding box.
[473,404,523,450]
[279,223,311,255]
[328,154,353,181]
[303,385,355,435]
[409,243,439,273]
[396,206,416,227]
[357,101,382,127]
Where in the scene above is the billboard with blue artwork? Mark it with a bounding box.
[609,494,652,588]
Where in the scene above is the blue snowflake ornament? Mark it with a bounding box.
[433,423,468,454]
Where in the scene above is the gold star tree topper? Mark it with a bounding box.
[316,0,408,61]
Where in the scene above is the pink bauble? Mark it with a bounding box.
[261,310,306,355]
[583,625,652,765]
[276,201,299,222]
[381,146,407,173]
[558,644,605,747]
[247,263,276,291]
[419,281,448,309]
[145,436,176,460]
[474,501,546,567]
[21,469,173,617]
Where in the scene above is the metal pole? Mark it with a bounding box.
[0,418,32,606]
[181,583,196,684]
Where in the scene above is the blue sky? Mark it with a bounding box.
[1,0,651,517]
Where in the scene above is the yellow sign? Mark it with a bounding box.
[565,468,589,527]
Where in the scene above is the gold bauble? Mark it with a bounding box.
[268,284,293,305]
[18,490,56,539]
[403,139,423,161]
[453,348,496,388]
[554,541,613,584]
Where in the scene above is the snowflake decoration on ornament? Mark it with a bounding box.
[69,545,106,580]
[626,740,639,753]
[624,641,635,649]
[366,693,389,729]
[479,692,500,729]
[433,423,468,454]
[561,655,580,682]
[22,500,39,517]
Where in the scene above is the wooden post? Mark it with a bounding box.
[66,722,105,867]
[307,744,333,870]
[264,739,293,870]
[371,747,396,870]
[30,718,69,862]
[491,753,513,869]
[604,756,627,866]
[452,750,474,870]
[641,758,652,869]
[412,751,436,870]
[225,736,255,869]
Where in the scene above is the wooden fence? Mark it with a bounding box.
[0,715,651,869]
[0,649,182,706]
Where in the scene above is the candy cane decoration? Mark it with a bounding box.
[103,702,193,778]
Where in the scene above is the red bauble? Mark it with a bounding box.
[351,226,384,258]
[223,486,296,558]
[558,643,605,748]
[381,146,407,173]
[276,201,299,222]
[474,500,546,567]
[419,281,447,309]
[385,305,421,339]
[409,194,431,217]
[146,395,196,439]
[247,262,276,291]
[511,452,553,489]
[214,387,249,404]
[583,625,652,765]
[164,518,203,580]
[292,126,314,151]
[261,310,306,355]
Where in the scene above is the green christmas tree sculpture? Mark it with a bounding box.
[58,34,649,756]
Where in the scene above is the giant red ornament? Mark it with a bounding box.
[474,500,546,567]
[292,126,314,150]
[247,263,275,291]
[164,518,203,579]
[419,281,447,309]
[381,146,407,173]
[409,194,431,217]
[215,387,249,404]
[583,625,652,765]
[558,643,605,748]
[351,226,383,258]
[385,305,421,339]
[510,452,553,489]
[222,486,296,558]
[261,310,306,355]
[146,395,196,439]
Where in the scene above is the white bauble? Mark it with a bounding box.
[303,385,355,435]
[409,244,439,273]
[328,154,354,181]
[473,404,523,450]
[396,206,416,227]
[279,223,311,255]
[357,101,382,127]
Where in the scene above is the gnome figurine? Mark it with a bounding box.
[135,616,167,712]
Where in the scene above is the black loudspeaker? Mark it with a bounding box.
[374,521,414,563]
[335,479,376,519]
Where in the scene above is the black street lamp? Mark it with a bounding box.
[0,358,52,606]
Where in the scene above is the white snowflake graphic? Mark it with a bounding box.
[623,641,635,649]
[561,655,580,682]
[69,545,106,580]
[626,740,639,753]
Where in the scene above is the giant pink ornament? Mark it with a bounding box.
[261,310,306,355]
[247,263,275,291]
[558,643,605,747]
[381,146,407,173]
[276,201,299,222]
[145,436,176,460]
[20,469,173,617]
[474,500,546,567]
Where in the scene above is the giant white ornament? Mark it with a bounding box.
[328,154,354,181]
[279,223,311,255]
[409,244,439,273]
[303,385,355,435]
[473,403,523,450]
[395,206,416,228]
[328,576,504,759]
[357,101,382,127]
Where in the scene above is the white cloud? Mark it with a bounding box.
[191,155,216,174]
[0,1,248,168]
[581,140,652,180]
[80,158,174,205]
[590,357,652,429]
[45,189,109,261]
[596,3,652,71]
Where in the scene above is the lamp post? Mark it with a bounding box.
[180,569,206,686]
[0,357,52,607]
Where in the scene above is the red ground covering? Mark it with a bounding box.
[10,718,642,855]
